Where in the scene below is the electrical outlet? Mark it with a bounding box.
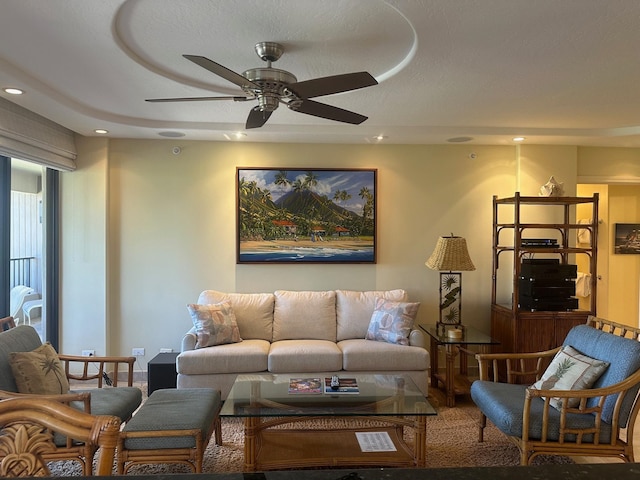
[81,349,95,357]
[132,348,145,356]
[159,348,173,353]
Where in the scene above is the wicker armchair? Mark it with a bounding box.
[0,325,142,474]
[470,316,640,465]
[0,397,121,476]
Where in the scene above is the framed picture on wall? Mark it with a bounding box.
[614,223,640,254]
[236,168,377,264]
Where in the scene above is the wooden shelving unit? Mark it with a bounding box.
[491,192,599,355]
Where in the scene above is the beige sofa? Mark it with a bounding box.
[177,289,429,399]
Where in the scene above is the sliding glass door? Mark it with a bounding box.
[1,155,58,346]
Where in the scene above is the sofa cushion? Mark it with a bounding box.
[187,302,242,348]
[336,289,408,341]
[177,339,270,375]
[365,298,420,346]
[530,345,609,409]
[273,290,336,342]
[10,342,70,394]
[339,339,428,371]
[564,324,640,425]
[197,290,274,341]
[268,340,343,372]
[0,325,44,392]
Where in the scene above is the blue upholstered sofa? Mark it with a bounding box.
[470,316,640,465]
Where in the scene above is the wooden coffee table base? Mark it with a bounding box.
[243,414,427,471]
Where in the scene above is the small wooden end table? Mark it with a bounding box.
[420,324,499,407]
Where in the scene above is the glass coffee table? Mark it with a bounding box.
[219,373,436,471]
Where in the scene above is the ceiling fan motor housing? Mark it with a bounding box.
[242,67,297,111]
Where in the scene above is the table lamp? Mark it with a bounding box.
[426,234,475,336]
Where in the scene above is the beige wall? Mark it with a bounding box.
[62,140,640,359]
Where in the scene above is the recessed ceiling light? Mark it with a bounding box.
[224,132,247,140]
[94,129,109,134]
[513,136,526,142]
[3,87,23,95]
[373,135,387,141]
[447,136,473,143]
[158,131,186,138]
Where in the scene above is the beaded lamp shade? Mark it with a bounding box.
[426,235,475,334]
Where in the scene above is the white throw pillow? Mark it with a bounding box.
[531,345,609,409]
[187,302,242,348]
[365,297,420,346]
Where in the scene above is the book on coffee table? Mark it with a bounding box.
[324,377,359,394]
[288,377,323,394]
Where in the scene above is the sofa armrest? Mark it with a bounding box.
[408,328,426,348]
[181,328,197,352]
[475,347,560,383]
[58,354,136,387]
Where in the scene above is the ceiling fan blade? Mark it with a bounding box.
[287,72,377,99]
[183,54,259,90]
[291,99,368,125]
[146,96,250,103]
[246,107,273,129]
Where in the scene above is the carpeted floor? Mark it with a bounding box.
[48,393,572,475]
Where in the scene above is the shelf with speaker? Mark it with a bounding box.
[490,193,599,362]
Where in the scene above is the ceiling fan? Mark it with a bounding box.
[146,41,378,129]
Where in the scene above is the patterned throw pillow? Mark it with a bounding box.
[365,297,420,346]
[187,302,243,348]
[10,342,70,394]
[531,345,609,409]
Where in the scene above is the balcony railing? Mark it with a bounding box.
[10,257,35,289]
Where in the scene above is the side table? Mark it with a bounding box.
[147,352,179,395]
[419,324,499,407]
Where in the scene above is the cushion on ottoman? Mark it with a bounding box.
[268,340,343,372]
[122,388,221,450]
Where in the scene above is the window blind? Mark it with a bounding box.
[0,98,76,171]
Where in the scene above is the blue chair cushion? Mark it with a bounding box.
[563,325,640,425]
[470,380,612,442]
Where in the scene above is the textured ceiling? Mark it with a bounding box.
[2,0,640,146]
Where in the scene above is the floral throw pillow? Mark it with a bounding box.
[365,297,420,346]
[10,342,70,394]
[187,302,243,348]
[530,345,609,409]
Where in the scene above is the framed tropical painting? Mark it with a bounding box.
[236,168,377,263]
[614,223,640,254]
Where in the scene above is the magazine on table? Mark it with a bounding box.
[288,377,323,394]
[324,377,359,394]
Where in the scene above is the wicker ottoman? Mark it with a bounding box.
[117,388,221,473]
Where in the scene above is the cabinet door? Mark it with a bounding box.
[516,313,558,352]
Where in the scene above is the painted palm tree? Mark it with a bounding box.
[304,171,318,190]
[274,170,290,189]
[40,357,67,393]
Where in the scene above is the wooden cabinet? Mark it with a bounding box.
[491,193,599,356]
